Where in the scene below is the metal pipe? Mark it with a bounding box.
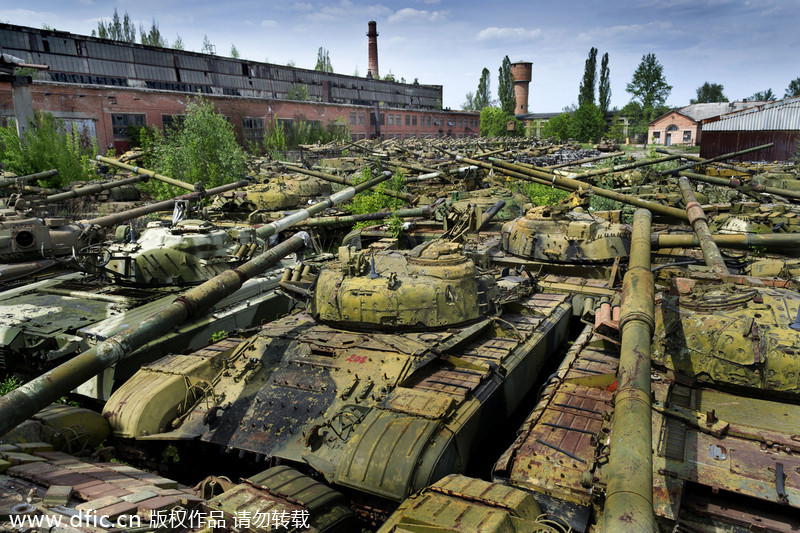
[0,169,58,188]
[678,177,729,276]
[96,156,197,192]
[280,165,414,204]
[0,232,309,438]
[470,156,689,221]
[301,205,432,228]
[659,143,774,175]
[572,154,681,179]
[603,208,655,533]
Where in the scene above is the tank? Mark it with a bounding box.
[492,206,800,532]
[103,238,573,520]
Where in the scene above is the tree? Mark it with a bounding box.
[579,47,598,106]
[541,112,572,141]
[201,35,215,55]
[626,53,672,108]
[690,82,728,104]
[287,85,309,101]
[479,106,518,137]
[141,98,246,200]
[462,92,477,111]
[94,8,137,42]
[140,20,167,47]
[569,102,605,142]
[749,88,776,101]
[598,53,611,115]
[315,47,333,73]
[353,66,360,77]
[498,56,515,115]
[173,35,185,50]
[475,67,491,110]
[785,78,800,98]
[230,44,240,59]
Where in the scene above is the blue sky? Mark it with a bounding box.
[2,0,798,112]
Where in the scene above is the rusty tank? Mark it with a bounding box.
[103,237,573,519]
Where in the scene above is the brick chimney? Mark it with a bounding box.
[367,21,379,79]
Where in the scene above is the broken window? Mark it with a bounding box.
[683,130,692,143]
[652,131,661,143]
[349,112,357,125]
[358,114,365,125]
[161,114,185,133]
[396,114,401,125]
[412,116,417,126]
[405,115,410,126]
[243,117,265,145]
[112,114,146,139]
[387,114,394,125]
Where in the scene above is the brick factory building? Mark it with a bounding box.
[0,22,480,152]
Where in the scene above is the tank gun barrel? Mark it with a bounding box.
[461,156,689,221]
[653,232,800,255]
[476,199,505,233]
[656,148,753,174]
[679,171,800,202]
[678,176,729,276]
[31,175,148,206]
[545,151,626,169]
[83,179,249,228]
[255,172,392,239]
[96,156,197,192]
[402,166,478,184]
[279,164,414,204]
[603,208,655,533]
[659,143,774,176]
[0,169,58,188]
[0,232,310,438]
[301,205,433,228]
[566,154,681,179]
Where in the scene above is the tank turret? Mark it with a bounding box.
[502,204,630,262]
[311,240,498,329]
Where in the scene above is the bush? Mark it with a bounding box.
[569,102,606,142]
[479,106,520,137]
[345,167,406,220]
[141,97,247,199]
[522,181,569,206]
[541,112,571,141]
[0,113,98,187]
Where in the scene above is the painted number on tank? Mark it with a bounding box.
[346,354,368,364]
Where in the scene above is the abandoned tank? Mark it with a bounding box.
[103,237,574,519]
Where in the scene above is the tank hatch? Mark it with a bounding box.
[311,240,499,330]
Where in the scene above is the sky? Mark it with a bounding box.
[2,0,799,112]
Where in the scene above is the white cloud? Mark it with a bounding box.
[388,7,448,23]
[0,8,58,28]
[476,27,542,42]
[306,1,391,22]
[260,19,278,28]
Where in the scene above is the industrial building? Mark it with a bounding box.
[700,96,800,161]
[647,101,766,147]
[0,22,480,152]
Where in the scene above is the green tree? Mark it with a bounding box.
[462,92,477,111]
[749,88,776,101]
[140,20,167,47]
[626,53,672,108]
[498,56,516,115]
[201,34,215,55]
[173,35,184,50]
[94,8,137,42]
[476,67,491,109]
[314,47,333,73]
[620,100,670,142]
[691,82,728,103]
[541,112,572,141]
[230,44,240,59]
[569,102,605,142]
[598,52,611,115]
[141,98,246,200]
[0,113,98,188]
[287,85,309,101]
[785,77,800,98]
[579,47,598,106]
[479,106,518,137]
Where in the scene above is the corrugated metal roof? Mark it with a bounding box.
[702,96,800,131]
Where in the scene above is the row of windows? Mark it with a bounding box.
[349,112,477,128]
[652,130,692,143]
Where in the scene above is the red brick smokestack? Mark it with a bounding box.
[367,21,379,79]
